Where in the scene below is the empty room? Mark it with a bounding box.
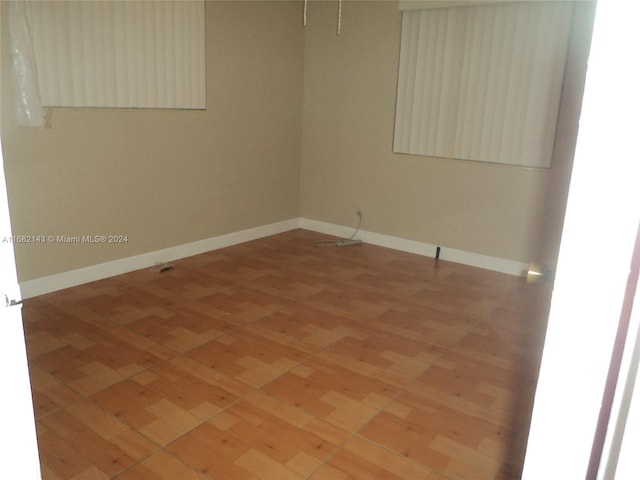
[1,1,639,479]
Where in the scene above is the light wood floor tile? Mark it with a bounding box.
[28,364,84,418]
[36,400,157,479]
[126,310,234,353]
[263,357,398,431]
[311,437,448,480]
[23,229,551,480]
[91,357,251,446]
[306,284,398,319]
[371,303,477,348]
[430,434,502,479]
[185,329,311,387]
[113,451,209,480]
[239,304,358,351]
[195,286,294,325]
[167,392,350,480]
[316,328,444,388]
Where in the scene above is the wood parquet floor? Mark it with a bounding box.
[22,229,552,480]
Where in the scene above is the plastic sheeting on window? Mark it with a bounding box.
[8,1,44,127]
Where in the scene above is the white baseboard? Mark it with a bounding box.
[299,218,528,277]
[19,219,300,299]
[20,217,528,298]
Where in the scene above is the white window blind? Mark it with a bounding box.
[24,0,206,109]
[393,2,573,168]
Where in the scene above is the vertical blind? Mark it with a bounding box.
[393,2,573,168]
[24,1,206,109]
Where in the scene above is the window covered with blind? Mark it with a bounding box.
[23,0,206,110]
[393,2,573,168]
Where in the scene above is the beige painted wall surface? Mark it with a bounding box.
[2,0,592,283]
[1,1,304,281]
[300,0,592,265]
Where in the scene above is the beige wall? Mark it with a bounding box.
[300,0,593,266]
[1,1,304,282]
[2,0,593,283]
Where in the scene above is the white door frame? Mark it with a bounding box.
[0,137,42,480]
[0,5,42,478]
[522,0,640,477]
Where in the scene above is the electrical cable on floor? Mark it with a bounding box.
[347,210,361,240]
[314,211,362,247]
[303,0,307,27]
[314,239,338,247]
